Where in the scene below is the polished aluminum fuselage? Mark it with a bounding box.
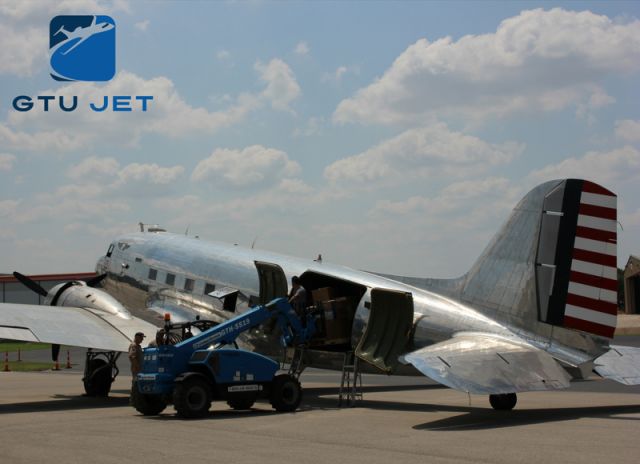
[95,231,605,373]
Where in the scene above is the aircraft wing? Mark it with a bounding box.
[594,345,640,385]
[0,303,157,352]
[401,332,571,394]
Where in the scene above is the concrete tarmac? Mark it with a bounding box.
[1,367,639,464]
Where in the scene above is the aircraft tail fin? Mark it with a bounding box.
[460,179,618,339]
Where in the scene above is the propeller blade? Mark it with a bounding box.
[84,274,106,287]
[12,272,48,297]
[51,344,61,362]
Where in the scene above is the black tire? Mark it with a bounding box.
[173,375,212,418]
[83,359,113,397]
[132,389,167,416]
[489,393,517,411]
[270,374,302,412]
[227,397,256,410]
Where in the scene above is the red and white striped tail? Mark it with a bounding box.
[564,181,617,338]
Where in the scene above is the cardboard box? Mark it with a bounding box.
[319,297,351,320]
[332,297,350,318]
[325,317,351,340]
[312,287,334,303]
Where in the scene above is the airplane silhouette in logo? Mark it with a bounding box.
[54,16,114,56]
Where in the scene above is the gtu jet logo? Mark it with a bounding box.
[49,15,116,82]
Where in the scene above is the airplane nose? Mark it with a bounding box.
[95,256,107,274]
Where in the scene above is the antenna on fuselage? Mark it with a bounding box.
[185,224,190,236]
[251,236,259,249]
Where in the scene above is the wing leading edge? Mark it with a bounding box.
[0,303,157,352]
[401,332,571,394]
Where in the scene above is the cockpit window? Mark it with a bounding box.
[204,283,216,295]
[106,244,114,258]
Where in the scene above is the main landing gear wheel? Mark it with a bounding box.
[489,393,517,411]
[83,359,113,397]
[270,374,302,412]
[132,389,167,416]
[173,376,212,419]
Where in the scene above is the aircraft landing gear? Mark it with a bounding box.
[489,393,517,410]
[83,349,120,397]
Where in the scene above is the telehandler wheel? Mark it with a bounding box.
[489,393,517,411]
[132,389,167,416]
[83,359,112,397]
[227,398,256,410]
[173,376,212,418]
[270,374,302,412]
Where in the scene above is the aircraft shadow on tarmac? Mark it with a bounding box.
[3,383,640,430]
[0,394,130,414]
[412,404,640,431]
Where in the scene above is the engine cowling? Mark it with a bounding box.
[43,280,132,319]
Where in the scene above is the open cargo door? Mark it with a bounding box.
[355,288,413,374]
[254,261,288,305]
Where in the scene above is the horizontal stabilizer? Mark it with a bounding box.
[0,303,157,352]
[401,333,571,394]
[594,345,640,385]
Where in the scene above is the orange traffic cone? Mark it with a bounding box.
[65,350,72,369]
[53,358,60,371]
[3,352,9,372]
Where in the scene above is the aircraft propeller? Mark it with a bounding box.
[12,271,47,297]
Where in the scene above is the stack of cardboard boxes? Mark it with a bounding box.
[310,287,352,345]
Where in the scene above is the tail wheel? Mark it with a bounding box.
[131,389,167,416]
[83,359,113,397]
[270,374,302,412]
[489,393,517,411]
[173,375,212,418]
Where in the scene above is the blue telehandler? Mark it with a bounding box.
[132,298,316,418]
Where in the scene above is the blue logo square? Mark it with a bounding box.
[50,15,116,82]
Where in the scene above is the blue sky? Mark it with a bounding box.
[0,0,639,277]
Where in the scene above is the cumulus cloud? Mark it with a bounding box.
[373,177,514,216]
[322,65,358,83]
[527,145,640,186]
[292,116,324,137]
[4,58,301,152]
[334,8,640,125]
[0,199,20,217]
[191,145,301,187]
[66,156,184,192]
[0,23,46,77]
[0,153,16,171]
[3,71,263,150]
[67,156,120,179]
[135,19,150,31]
[615,120,640,142]
[324,123,522,184]
[255,59,301,112]
[294,41,310,56]
[13,155,184,223]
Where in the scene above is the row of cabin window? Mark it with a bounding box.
[147,268,215,295]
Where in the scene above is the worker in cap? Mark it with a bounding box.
[128,332,145,403]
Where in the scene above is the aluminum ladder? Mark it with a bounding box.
[338,350,363,407]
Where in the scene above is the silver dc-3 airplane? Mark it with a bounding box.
[1,178,639,410]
